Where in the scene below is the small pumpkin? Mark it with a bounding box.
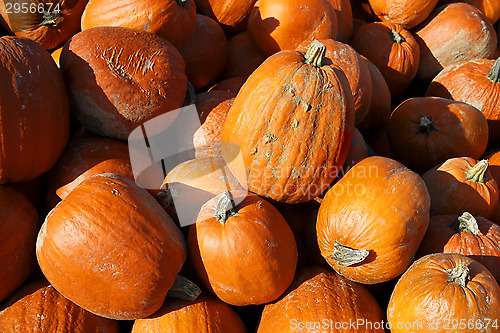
[367,0,438,28]
[223,31,266,79]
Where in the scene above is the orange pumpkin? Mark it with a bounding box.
[367,0,438,28]
[487,150,500,223]
[208,76,247,94]
[437,0,500,24]
[327,0,353,42]
[223,31,265,79]
[194,0,257,32]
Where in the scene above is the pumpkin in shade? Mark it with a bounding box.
[36,173,187,320]
[247,0,338,56]
[0,0,88,49]
[81,0,197,48]
[257,267,385,333]
[195,90,236,122]
[387,253,500,333]
[223,31,265,79]
[350,21,420,97]
[221,40,355,203]
[60,26,187,140]
[487,151,500,224]
[341,128,368,174]
[367,0,437,29]
[0,186,38,303]
[131,294,247,333]
[327,0,353,42]
[194,0,257,33]
[422,157,498,218]
[417,212,500,284]
[0,36,69,183]
[179,15,228,90]
[317,156,430,284]
[437,0,500,24]
[426,57,500,145]
[387,97,488,174]
[413,3,497,81]
[0,281,120,332]
[188,191,297,306]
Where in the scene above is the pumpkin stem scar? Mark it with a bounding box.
[166,275,201,301]
[215,191,238,224]
[487,57,500,83]
[304,40,326,67]
[446,262,470,288]
[41,10,64,27]
[389,29,406,44]
[466,159,489,183]
[451,212,480,235]
[416,116,438,136]
[330,241,369,267]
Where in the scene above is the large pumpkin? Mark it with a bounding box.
[0,36,69,183]
[60,26,187,140]
[36,173,187,320]
[221,40,355,203]
[188,191,297,306]
[194,0,257,33]
[317,156,430,284]
[367,0,438,28]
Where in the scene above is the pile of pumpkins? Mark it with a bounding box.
[1,0,500,331]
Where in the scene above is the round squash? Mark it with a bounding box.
[223,31,265,79]
[194,0,257,33]
[437,0,500,24]
[327,0,353,42]
[367,0,438,29]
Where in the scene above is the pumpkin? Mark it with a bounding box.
[317,156,430,284]
[223,31,266,79]
[341,128,368,174]
[0,0,88,49]
[247,0,338,56]
[413,3,497,81]
[0,281,120,332]
[81,0,197,48]
[208,76,247,94]
[195,90,236,122]
[60,26,187,140]
[426,57,500,145]
[0,36,69,183]
[36,173,187,320]
[487,150,500,223]
[221,41,355,203]
[0,186,38,303]
[51,46,63,67]
[350,21,420,97]
[194,0,257,33]
[367,0,438,29]
[387,97,489,173]
[327,0,353,42]
[188,191,297,306]
[437,0,500,24]
[422,157,498,218]
[257,267,385,333]
[131,293,247,333]
[387,253,500,333]
[179,15,228,90]
[367,125,397,159]
[417,212,500,284]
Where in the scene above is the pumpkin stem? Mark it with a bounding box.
[417,116,438,135]
[466,160,489,183]
[304,40,326,67]
[166,275,201,301]
[41,10,64,27]
[329,241,369,267]
[389,30,406,44]
[176,0,188,6]
[446,262,470,288]
[487,57,500,83]
[451,212,480,235]
[215,191,237,224]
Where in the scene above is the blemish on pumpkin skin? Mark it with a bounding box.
[250,147,258,155]
[263,133,278,144]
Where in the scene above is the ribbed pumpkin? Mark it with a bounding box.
[81,0,197,48]
[60,27,187,140]
[188,191,297,306]
[194,0,257,33]
[422,157,498,218]
[368,0,438,28]
[0,281,120,332]
[0,186,38,303]
[36,173,187,320]
[0,36,69,183]
[387,97,489,173]
[317,156,430,284]
[0,0,88,49]
[426,57,500,145]
[437,0,500,24]
[223,31,266,79]
[131,294,247,333]
[387,253,500,333]
[257,267,385,333]
[221,41,355,203]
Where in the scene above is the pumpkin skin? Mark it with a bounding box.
[194,0,257,33]
[131,294,247,333]
[81,0,196,48]
[36,173,187,320]
[0,36,69,183]
[437,0,500,24]
[327,0,353,42]
[247,0,338,56]
[223,31,265,79]
[0,281,120,332]
[387,253,500,333]
[257,267,385,333]
[0,186,38,303]
[426,57,500,145]
[350,21,420,97]
[317,156,430,284]
[51,46,63,67]
[60,26,187,140]
[413,3,497,81]
[387,97,489,174]
[221,41,355,203]
[417,212,500,284]
[188,191,297,306]
[0,0,88,49]
[368,0,437,29]
[487,151,500,223]
[208,76,246,94]
[422,157,498,218]
[195,90,236,123]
